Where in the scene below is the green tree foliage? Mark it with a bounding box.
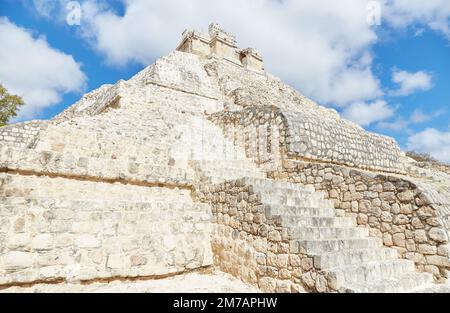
[0,84,24,127]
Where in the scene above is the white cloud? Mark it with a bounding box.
[391,69,433,96]
[342,100,395,126]
[31,0,61,18]
[407,128,450,163]
[378,117,410,131]
[377,108,446,132]
[410,109,430,123]
[383,0,450,39]
[0,18,86,119]
[69,0,382,107]
[30,0,79,21]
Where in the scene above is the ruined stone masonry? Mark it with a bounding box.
[1,24,449,293]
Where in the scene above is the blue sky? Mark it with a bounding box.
[0,0,450,162]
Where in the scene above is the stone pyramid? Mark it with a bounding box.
[0,23,449,293]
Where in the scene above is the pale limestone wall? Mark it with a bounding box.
[0,121,47,149]
[132,51,221,102]
[209,106,285,173]
[0,173,212,285]
[283,110,404,172]
[53,84,114,121]
[0,144,194,187]
[270,160,450,277]
[33,57,249,168]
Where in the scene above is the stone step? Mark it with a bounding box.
[268,204,335,218]
[242,177,315,193]
[200,169,264,179]
[0,197,212,228]
[208,175,264,184]
[295,238,380,254]
[344,272,434,293]
[313,248,399,269]
[195,160,261,171]
[327,259,417,286]
[281,216,357,228]
[257,188,328,201]
[291,227,369,240]
[261,196,334,209]
[0,146,195,186]
[0,197,210,211]
[259,190,326,202]
[0,173,193,202]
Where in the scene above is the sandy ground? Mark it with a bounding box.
[416,283,450,293]
[2,270,450,293]
[0,270,260,293]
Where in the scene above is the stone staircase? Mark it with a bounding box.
[195,162,435,292]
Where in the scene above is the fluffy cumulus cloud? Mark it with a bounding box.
[66,0,382,107]
[410,109,430,123]
[0,18,86,119]
[383,0,450,39]
[407,128,450,163]
[377,108,446,132]
[391,69,433,96]
[377,117,410,132]
[342,100,394,126]
[31,0,64,18]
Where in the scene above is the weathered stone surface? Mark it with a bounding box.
[398,191,415,202]
[429,228,448,243]
[3,252,35,270]
[31,234,53,251]
[418,244,438,255]
[426,255,450,268]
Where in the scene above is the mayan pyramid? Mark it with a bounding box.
[1,23,449,293]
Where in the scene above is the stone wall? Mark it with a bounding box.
[194,179,333,293]
[0,121,47,149]
[209,105,285,172]
[283,110,404,173]
[54,83,123,122]
[270,160,450,278]
[0,141,213,286]
[210,105,406,174]
[0,144,194,188]
[134,51,221,101]
[0,173,212,285]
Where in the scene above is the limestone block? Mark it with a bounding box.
[426,255,450,268]
[3,252,35,270]
[398,191,414,202]
[418,244,438,255]
[428,228,448,243]
[75,235,101,249]
[414,230,428,243]
[31,234,54,251]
